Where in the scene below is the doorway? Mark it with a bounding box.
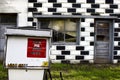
[0,14,17,61]
[95,20,113,63]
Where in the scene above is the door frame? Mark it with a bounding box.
[94,20,114,63]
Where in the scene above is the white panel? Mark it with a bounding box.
[71,51,80,55]
[96,9,105,13]
[89,51,94,55]
[42,3,53,7]
[51,46,56,50]
[28,12,33,17]
[62,3,72,8]
[50,51,61,55]
[80,41,89,46]
[114,41,118,46]
[76,0,86,3]
[37,8,47,12]
[28,3,33,7]
[85,37,94,41]
[100,14,110,16]
[114,23,119,28]
[113,60,118,63]
[81,32,90,36]
[8,69,44,80]
[81,4,91,8]
[100,4,109,8]
[70,60,80,64]
[18,13,28,27]
[66,46,76,50]
[85,27,94,32]
[95,0,105,4]
[117,51,120,55]
[65,55,75,60]
[85,46,94,51]
[51,60,61,63]
[85,19,94,23]
[27,22,32,26]
[114,9,120,13]
[50,55,56,60]
[57,0,67,3]
[57,8,67,13]
[42,12,52,15]
[114,0,120,4]
[84,56,94,60]
[89,60,94,63]
[81,22,90,27]
[62,13,72,15]
[76,8,86,13]
[37,0,48,3]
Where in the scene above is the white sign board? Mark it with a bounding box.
[5,28,52,69]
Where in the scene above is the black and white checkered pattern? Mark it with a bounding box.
[27,0,120,63]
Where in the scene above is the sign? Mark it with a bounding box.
[27,38,46,58]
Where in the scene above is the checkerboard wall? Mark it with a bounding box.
[28,0,120,63]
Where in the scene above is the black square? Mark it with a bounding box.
[34,3,42,7]
[114,51,117,55]
[81,18,85,22]
[53,3,62,7]
[90,32,94,36]
[110,5,118,9]
[61,60,70,63]
[56,56,65,60]
[68,0,76,3]
[114,37,120,41]
[28,17,33,21]
[87,9,95,13]
[62,51,70,55]
[32,22,36,26]
[91,4,99,8]
[87,0,95,3]
[76,46,84,50]
[114,46,120,50]
[28,0,37,2]
[90,42,94,46]
[48,8,56,12]
[105,9,113,13]
[53,13,62,15]
[72,4,81,8]
[114,33,118,36]
[68,8,76,12]
[76,56,84,60]
[105,0,113,4]
[48,0,57,2]
[81,28,85,31]
[90,23,94,27]
[114,56,120,59]
[56,46,65,50]
[81,37,85,41]
[28,8,37,12]
[72,13,81,15]
[81,51,89,55]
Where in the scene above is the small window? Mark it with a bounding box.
[0,14,17,24]
[38,19,79,44]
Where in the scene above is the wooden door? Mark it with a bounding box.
[95,21,112,63]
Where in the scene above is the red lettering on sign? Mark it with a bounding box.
[27,38,46,58]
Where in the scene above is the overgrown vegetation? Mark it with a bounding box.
[48,63,120,80]
[1,63,120,80]
[0,62,7,80]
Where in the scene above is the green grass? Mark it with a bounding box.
[48,63,120,80]
[0,62,7,80]
[1,63,120,80]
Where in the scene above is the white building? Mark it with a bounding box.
[0,0,120,64]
